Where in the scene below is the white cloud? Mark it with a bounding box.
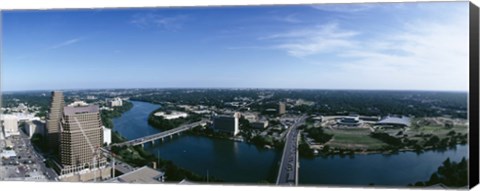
[48,38,82,50]
[130,13,189,31]
[310,3,376,13]
[257,8,468,91]
[261,23,359,57]
[336,15,469,91]
[273,14,302,23]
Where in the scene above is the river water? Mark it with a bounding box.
[113,101,468,186]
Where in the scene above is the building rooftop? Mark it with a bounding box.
[0,114,18,120]
[68,101,89,107]
[0,150,17,158]
[376,116,411,127]
[114,166,164,184]
[63,105,99,115]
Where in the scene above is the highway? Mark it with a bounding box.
[276,115,307,186]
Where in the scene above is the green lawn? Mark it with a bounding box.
[407,125,468,139]
[324,129,387,150]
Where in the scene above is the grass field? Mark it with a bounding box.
[308,117,468,152]
[324,128,387,150]
[406,125,468,139]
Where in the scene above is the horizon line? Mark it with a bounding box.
[0,86,469,93]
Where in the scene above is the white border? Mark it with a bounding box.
[0,1,478,191]
[0,0,476,10]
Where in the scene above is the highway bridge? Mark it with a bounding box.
[110,119,208,148]
[276,115,307,186]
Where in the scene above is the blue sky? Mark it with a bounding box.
[2,2,469,91]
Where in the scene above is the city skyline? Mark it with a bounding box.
[2,2,469,92]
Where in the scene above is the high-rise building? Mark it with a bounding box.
[24,120,46,138]
[46,91,110,181]
[279,102,286,115]
[46,91,64,152]
[60,105,103,167]
[1,114,19,137]
[212,112,240,136]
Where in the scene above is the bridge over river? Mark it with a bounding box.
[276,115,307,186]
[110,119,208,148]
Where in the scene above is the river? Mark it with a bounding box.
[113,101,468,186]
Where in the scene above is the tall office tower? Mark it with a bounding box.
[60,105,103,167]
[46,91,65,153]
[279,102,286,115]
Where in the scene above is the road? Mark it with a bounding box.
[1,130,58,181]
[276,115,307,186]
[20,131,58,181]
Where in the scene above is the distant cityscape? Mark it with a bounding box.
[0,88,469,187]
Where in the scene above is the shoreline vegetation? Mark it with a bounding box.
[146,106,286,151]
[297,131,468,158]
[409,157,468,188]
[141,99,468,157]
[147,107,202,131]
[300,132,468,158]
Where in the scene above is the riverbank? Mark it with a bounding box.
[185,126,284,152]
[299,135,469,158]
[298,124,468,157]
[409,157,468,187]
[299,142,469,159]
[110,135,223,183]
[298,144,468,186]
[101,101,133,129]
[184,122,461,157]
[107,101,223,183]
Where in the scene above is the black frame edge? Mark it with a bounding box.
[469,1,480,189]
